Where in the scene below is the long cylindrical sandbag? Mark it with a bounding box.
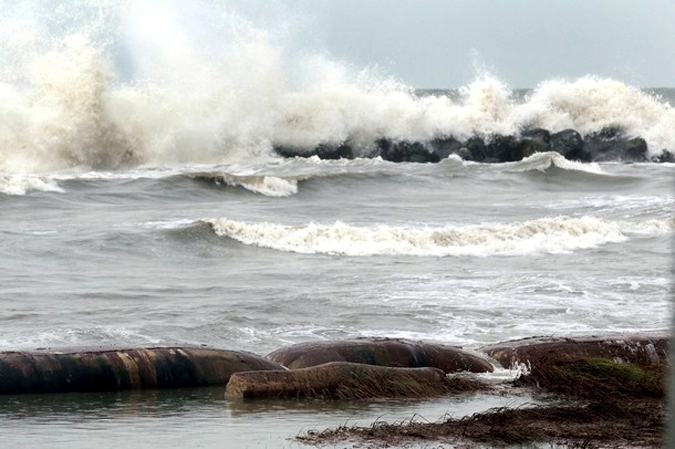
[480,334,669,369]
[0,346,285,394]
[266,338,494,373]
[225,361,452,400]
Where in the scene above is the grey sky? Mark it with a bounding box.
[276,0,675,88]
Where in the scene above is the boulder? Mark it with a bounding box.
[273,143,353,160]
[584,133,649,162]
[272,145,301,158]
[480,334,669,369]
[652,149,674,163]
[313,143,354,160]
[266,337,494,373]
[520,128,551,153]
[462,136,487,161]
[485,134,542,162]
[483,135,515,162]
[225,361,454,400]
[379,140,439,163]
[550,129,590,161]
[0,346,284,394]
[372,137,392,159]
[429,136,464,160]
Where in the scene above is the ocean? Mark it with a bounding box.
[0,2,673,448]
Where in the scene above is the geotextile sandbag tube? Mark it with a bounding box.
[480,334,669,369]
[0,346,285,394]
[267,337,494,373]
[224,361,456,400]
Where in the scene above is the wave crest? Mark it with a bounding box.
[508,152,605,174]
[202,216,666,257]
[189,172,298,197]
[0,174,63,195]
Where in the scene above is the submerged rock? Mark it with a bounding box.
[266,337,494,373]
[0,346,285,394]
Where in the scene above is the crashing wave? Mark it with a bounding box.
[0,3,673,174]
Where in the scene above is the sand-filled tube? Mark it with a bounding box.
[266,337,494,373]
[225,361,462,400]
[0,347,285,394]
[480,334,669,369]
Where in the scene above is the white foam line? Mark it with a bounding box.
[206,215,646,257]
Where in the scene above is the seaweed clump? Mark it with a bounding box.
[517,356,666,400]
[298,356,667,448]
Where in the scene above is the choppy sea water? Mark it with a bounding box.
[1,1,674,447]
[1,154,672,447]
[3,155,672,350]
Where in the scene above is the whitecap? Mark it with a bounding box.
[0,175,64,195]
[205,215,640,257]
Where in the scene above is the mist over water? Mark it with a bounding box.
[0,0,673,175]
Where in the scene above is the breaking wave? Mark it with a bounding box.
[204,216,673,257]
[0,174,64,195]
[0,1,673,174]
[507,152,605,174]
[188,172,298,197]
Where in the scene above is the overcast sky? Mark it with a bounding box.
[267,0,675,89]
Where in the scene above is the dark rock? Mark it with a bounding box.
[584,133,618,160]
[429,136,464,160]
[272,143,354,160]
[585,132,649,162]
[485,134,540,162]
[652,150,674,163]
[520,128,551,153]
[272,129,657,164]
[374,137,393,159]
[272,145,300,158]
[521,127,551,142]
[550,129,590,161]
[594,124,624,140]
[314,143,354,160]
[483,135,513,162]
[621,138,649,162]
[463,136,487,161]
[381,141,440,163]
[457,147,474,161]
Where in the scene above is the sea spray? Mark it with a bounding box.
[0,1,673,175]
